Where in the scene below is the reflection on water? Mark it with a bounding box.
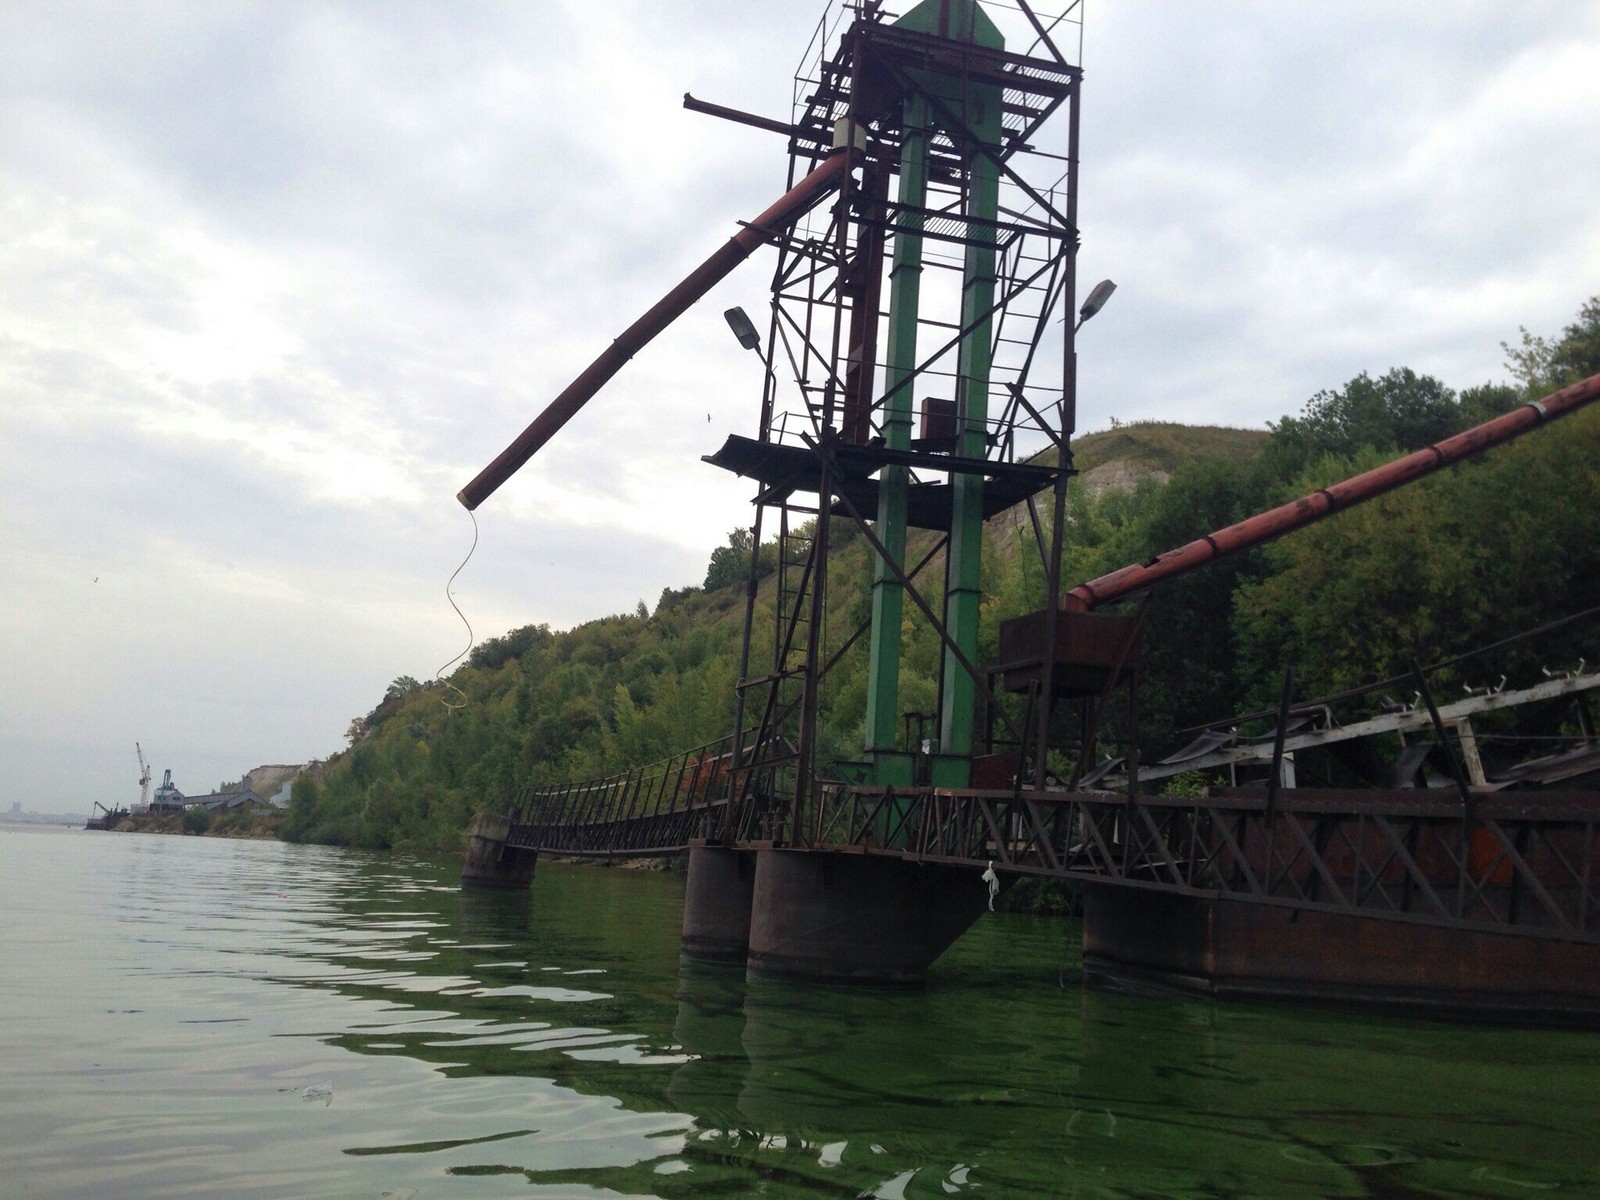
[3,827,1597,1199]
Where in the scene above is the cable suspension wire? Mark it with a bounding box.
[436,508,479,711]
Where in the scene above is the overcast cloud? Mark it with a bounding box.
[3,1,1597,813]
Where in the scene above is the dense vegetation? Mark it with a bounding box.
[286,300,1600,854]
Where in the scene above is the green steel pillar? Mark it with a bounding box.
[864,0,1004,790]
[934,76,1003,788]
[862,86,929,790]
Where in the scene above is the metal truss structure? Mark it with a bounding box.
[701,1,1087,839]
[802,784,1600,946]
[464,3,1600,966]
[502,652,1600,947]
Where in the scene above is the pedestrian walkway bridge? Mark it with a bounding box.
[491,670,1600,953]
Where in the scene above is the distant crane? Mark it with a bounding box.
[136,742,151,810]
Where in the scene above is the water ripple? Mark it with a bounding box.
[5,829,1600,1200]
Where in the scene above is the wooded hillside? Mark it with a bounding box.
[285,299,1600,853]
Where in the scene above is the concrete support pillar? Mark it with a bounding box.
[680,845,758,962]
[459,811,537,890]
[746,849,992,985]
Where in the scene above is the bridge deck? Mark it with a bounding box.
[503,767,1600,947]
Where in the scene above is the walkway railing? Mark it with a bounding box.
[505,732,741,857]
[491,661,1599,946]
[799,782,1600,946]
[500,739,1599,945]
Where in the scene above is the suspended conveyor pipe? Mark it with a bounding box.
[1065,370,1600,612]
[458,149,852,511]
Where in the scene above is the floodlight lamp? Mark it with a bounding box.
[723,306,761,351]
[1077,279,1117,327]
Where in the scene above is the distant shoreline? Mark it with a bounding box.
[89,807,287,840]
[0,813,86,829]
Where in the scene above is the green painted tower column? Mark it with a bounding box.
[935,56,1003,787]
[862,84,929,789]
[863,0,1005,789]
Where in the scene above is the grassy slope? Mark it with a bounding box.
[1071,422,1268,477]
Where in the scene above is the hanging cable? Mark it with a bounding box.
[436,508,478,711]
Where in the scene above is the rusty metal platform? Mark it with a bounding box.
[703,433,1057,531]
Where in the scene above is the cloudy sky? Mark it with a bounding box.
[4,1,1597,813]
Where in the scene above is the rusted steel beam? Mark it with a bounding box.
[1065,370,1600,611]
[458,149,851,510]
[681,92,796,138]
[826,783,1600,941]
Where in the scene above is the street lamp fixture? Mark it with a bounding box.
[724,306,761,351]
[1075,279,1116,332]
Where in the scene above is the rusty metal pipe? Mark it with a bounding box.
[1065,370,1600,611]
[458,150,851,511]
[682,92,797,138]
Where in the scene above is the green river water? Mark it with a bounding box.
[2,825,1596,1198]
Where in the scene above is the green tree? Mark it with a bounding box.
[469,624,553,671]
[1266,367,1459,476]
[1549,296,1600,384]
[282,773,320,842]
[704,526,781,590]
[704,527,754,590]
[1504,295,1600,393]
[1235,406,1600,702]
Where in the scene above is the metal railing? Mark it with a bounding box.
[504,732,745,857]
[798,782,1600,945]
[496,736,1599,944]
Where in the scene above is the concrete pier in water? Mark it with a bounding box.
[680,845,757,962]
[459,812,538,890]
[744,850,991,986]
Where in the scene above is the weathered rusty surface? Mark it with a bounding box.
[789,782,1600,947]
[1064,370,1600,612]
[995,608,1141,697]
[479,751,1600,948]
[457,149,851,510]
[504,733,740,856]
[451,0,1599,1005]
[681,92,797,138]
[1083,887,1600,1022]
